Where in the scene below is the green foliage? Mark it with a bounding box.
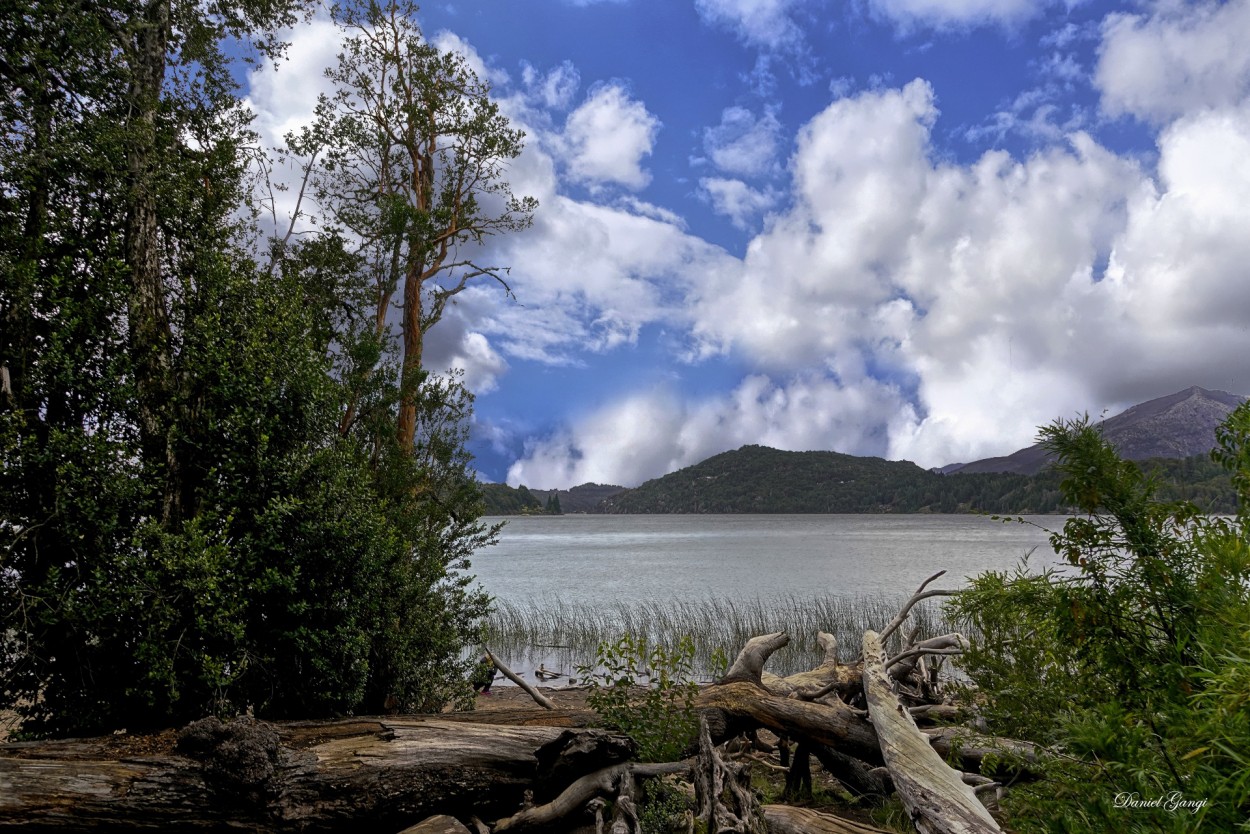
[597,444,1233,515]
[580,634,700,763]
[481,483,545,515]
[948,406,1250,832]
[1,0,506,736]
[638,778,693,834]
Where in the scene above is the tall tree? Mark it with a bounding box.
[1,0,498,736]
[285,0,537,453]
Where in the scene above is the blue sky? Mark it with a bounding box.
[245,0,1250,487]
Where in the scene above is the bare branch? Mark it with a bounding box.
[879,570,958,644]
[482,646,555,710]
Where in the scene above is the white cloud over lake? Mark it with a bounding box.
[246,1,1250,489]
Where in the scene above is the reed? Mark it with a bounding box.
[484,593,954,681]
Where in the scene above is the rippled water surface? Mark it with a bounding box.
[471,513,1064,605]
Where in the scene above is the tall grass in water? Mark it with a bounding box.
[485,594,953,682]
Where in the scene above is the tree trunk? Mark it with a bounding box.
[0,716,634,832]
[697,637,1038,776]
[761,805,894,834]
[862,630,1002,834]
[123,0,180,527]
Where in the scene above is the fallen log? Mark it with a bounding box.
[699,629,1039,777]
[862,630,1001,834]
[0,716,633,832]
[492,761,689,833]
[761,805,894,834]
[761,632,863,701]
[484,646,556,710]
[697,679,884,765]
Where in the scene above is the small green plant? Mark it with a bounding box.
[579,633,700,763]
[637,777,693,833]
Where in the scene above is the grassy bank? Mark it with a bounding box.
[484,593,952,681]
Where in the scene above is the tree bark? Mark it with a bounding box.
[0,716,633,832]
[761,805,894,834]
[493,762,688,833]
[862,630,1002,834]
[123,0,181,527]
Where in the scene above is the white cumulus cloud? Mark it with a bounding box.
[522,60,581,110]
[869,0,1052,29]
[703,106,783,177]
[694,0,807,51]
[560,83,662,190]
[1096,0,1250,123]
[507,374,911,488]
[699,177,779,228]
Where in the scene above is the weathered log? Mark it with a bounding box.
[808,744,893,800]
[397,816,472,834]
[492,761,688,833]
[695,715,765,834]
[761,805,894,834]
[908,704,964,725]
[862,630,1001,834]
[878,571,958,645]
[0,716,633,832]
[697,680,884,765]
[484,646,556,710]
[922,727,1040,776]
[700,632,1037,776]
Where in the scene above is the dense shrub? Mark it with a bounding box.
[949,403,1250,832]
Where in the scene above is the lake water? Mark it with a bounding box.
[470,514,1065,606]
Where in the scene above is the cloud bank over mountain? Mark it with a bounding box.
[244,0,1250,488]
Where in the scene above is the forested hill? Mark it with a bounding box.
[481,482,626,515]
[595,445,1064,513]
[592,444,1236,514]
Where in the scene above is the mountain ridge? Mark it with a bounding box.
[482,386,1245,514]
[949,386,1245,475]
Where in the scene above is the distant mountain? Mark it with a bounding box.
[598,445,934,514]
[950,387,1246,476]
[595,445,1083,514]
[481,481,625,515]
[531,483,626,514]
[482,386,1245,516]
[593,442,1238,516]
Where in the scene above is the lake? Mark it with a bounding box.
[470,513,1064,606]
[470,514,1067,678]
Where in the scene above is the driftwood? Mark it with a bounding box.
[493,761,689,833]
[862,630,1001,834]
[761,631,863,702]
[484,646,556,710]
[761,805,894,834]
[0,716,633,832]
[0,570,1042,833]
[698,679,884,764]
[695,715,765,834]
[697,634,1033,775]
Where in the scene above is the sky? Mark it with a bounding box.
[243,0,1250,489]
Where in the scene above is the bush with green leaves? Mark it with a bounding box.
[637,777,693,834]
[580,634,701,763]
[948,403,1250,832]
[0,0,501,736]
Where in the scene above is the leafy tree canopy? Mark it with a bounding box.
[1,0,523,736]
